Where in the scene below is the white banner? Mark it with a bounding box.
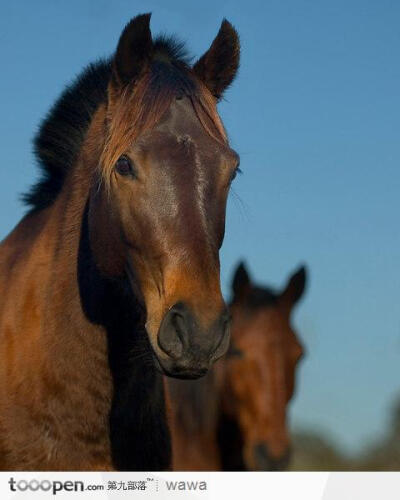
[0,472,399,499]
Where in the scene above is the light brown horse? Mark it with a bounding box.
[169,262,306,470]
[0,14,240,470]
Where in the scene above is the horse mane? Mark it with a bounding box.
[229,285,279,309]
[22,35,217,213]
[22,59,111,212]
[247,286,279,308]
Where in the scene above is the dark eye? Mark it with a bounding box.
[227,342,244,358]
[230,165,242,182]
[115,155,135,177]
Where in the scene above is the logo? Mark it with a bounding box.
[9,478,84,495]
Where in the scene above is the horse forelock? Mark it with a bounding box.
[100,64,227,188]
[24,35,227,214]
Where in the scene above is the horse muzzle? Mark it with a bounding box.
[155,301,231,379]
[252,443,291,471]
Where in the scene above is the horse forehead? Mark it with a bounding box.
[237,309,293,350]
[250,307,287,335]
[139,134,221,184]
[154,97,222,149]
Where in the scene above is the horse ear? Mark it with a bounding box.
[112,13,153,87]
[193,19,240,100]
[232,261,250,300]
[281,266,307,308]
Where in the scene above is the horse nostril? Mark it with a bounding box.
[171,310,188,347]
[254,443,269,464]
[253,443,291,471]
[222,312,232,335]
[158,303,230,368]
[157,303,190,359]
[210,309,231,359]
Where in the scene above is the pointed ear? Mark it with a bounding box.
[112,13,153,87]
[232,261,250,300]
[193,19,240,100]
[280,266,307,308]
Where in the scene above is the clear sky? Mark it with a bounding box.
[0,1,399,454]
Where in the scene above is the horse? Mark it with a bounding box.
[168,262,307,471]
[0,13,240,470]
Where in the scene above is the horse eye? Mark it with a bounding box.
[227,344,244,358]
[230,166,242,182]
[115,156,135,177]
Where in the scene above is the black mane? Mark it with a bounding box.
[229,285,279,309]
[247,286,279,308]
[22,36,191,213]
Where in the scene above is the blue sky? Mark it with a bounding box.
[0,1,399,453]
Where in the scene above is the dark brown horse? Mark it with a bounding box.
[0,14,240,470]
[169,262,306,470]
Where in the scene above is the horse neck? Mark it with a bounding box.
[168,369,220,437]
[74,155,171,470]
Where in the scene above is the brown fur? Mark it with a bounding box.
[168,263,307,471]
[0,121,113,468]
[0,14,240,470]
[102,70,227,184]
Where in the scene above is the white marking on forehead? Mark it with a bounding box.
[177,134,193,145]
